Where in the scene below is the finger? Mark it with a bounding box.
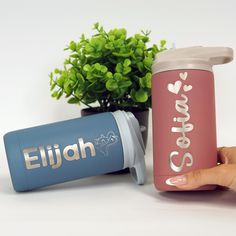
[217,147,232,164]
[217,147,226,164]
[218,147,236,164]
[166,164,236,190]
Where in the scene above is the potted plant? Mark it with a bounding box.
[50,23,167,147]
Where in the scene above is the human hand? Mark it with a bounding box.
[167,147,236,191]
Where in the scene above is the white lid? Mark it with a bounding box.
[152,46,233,74]
[112,110,146,185]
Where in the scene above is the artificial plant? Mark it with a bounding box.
[50,23,167,112]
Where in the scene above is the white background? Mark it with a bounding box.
[1,0,236,235]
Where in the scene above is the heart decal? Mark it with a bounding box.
[179,72,188,80]
[183,84,192,92]
[167,80,182,94]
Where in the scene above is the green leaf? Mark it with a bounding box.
[93,22,99,30]
[114,73,123,81]
[112,88,126,99]
[75,88,83,99]
[106,79,118,91]
[105,72,113,80]
[115,63,123,73]
[85,44,94,53]
[69,41,76,51]
[135,48,143,57]
[90,37,106,51]
[67,97,80,104]
[64,80,72,95]
[56,90,63,100]
[100,65,108,73]
[130,89,137,102]
[123,66,131,75]
[94,63,101,71]
[160,39,166,47]
[56,77,65,87]
[105,42,114,50]
[136,62,144,72]
[83,64,91,72]
[139,77,145,88]
[139,73,152,89]
[145,73,152,88]
[76,73,84,82]
[135,89,148,102]
[119,80,132,88]
[143,57,153,69]
[50,82,56,91]
[83,95,97,104]
[51,91,58,98]
[54,68,61,74]
[123,59,131,67]
[112,51,132,57]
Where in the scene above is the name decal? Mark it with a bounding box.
[167,72,194,172]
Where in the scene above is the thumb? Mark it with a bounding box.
[166,164,236,190]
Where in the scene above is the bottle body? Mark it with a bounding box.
[152,69,217,191]
[4,112,124,191]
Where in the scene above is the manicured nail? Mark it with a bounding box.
[165,175,187,186]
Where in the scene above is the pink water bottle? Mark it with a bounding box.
[152,46,233,191]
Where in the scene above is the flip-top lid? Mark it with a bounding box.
[152,46,233,74]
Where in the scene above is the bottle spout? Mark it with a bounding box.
[202,47,233,65]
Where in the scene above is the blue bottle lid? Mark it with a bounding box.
[112,110,146,185]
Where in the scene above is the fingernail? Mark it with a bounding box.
[165,175,187,186]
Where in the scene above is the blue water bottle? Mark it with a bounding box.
[4,110,146,192]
